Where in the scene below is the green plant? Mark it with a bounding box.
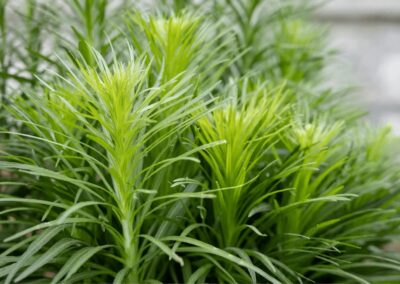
[1,0,400,283]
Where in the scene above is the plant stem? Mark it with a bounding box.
[0,0,7,102]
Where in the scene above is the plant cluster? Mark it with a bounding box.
[1,0,400,283]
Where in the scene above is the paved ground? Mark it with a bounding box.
[315,0,400,134]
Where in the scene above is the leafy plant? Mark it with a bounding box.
[1,0,400,283]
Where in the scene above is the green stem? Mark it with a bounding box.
[0,0,7,101]
[121,217,137,282]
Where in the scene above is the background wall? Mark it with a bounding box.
[315,0,400,133]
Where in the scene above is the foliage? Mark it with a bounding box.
[1,0,400,283]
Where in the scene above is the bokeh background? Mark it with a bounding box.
[315,0,400,134]
[5,0,399,134]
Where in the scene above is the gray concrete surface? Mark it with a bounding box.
[315,0,400,133]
